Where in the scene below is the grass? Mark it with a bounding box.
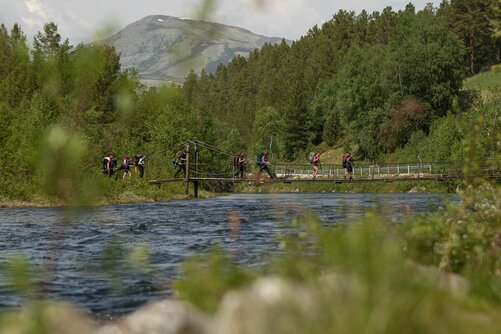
[463,65,501,92]
[235,179,461,194]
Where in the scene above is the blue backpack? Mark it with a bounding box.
[308,151,315,163]
[256,152,264,165]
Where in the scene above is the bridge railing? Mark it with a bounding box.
[270,162,464,180]
[187,160,499,181]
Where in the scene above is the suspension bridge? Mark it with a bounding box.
[148,140,499,197]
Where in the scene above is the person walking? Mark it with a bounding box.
[312,151,321,179]
[120,156,132,179]
[233,152,245,178]
[174,150,187,178]
[134,154,146,178]
[102,155,117,177]
[256,151,275,179]
[342,152,354,180]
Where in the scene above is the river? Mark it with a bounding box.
[0,192,455,317]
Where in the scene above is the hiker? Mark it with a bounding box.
[134,154,146,178]
[102,155,117,177]
[120,156,132,179]
[311,151,321,179]
[342,152,354,180]
[233,152,245,178]
[256,151,275,179]
[102,156,111,175]
[174,150,187,178]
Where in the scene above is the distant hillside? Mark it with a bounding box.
[106,15,288,85]
[463,66,501,92]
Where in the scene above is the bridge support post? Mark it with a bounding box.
[194,142,199,198]
[185,142,190,196]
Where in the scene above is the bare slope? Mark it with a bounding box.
[107,15,287,85]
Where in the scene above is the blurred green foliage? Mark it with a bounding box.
[402,101,501,301]
[0,1,500,331]
[2,256,38,296]
[174,246,256,313]
[174,207,501,333]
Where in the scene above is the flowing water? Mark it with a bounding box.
[0,192,455,317]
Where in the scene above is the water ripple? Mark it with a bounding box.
[0,192,455,316]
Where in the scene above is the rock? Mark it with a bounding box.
[128,223,147,234]
[211,277,318,334]
[408,186,426,193]
[0,302,96,334]
[99,300,211,334]
[405,261,470,297]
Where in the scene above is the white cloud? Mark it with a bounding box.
[0,0,438,44]
[212,0,323,38]
[24,0,49,21]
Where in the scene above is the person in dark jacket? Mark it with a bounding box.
[134,154,146,178]
[174,150,187,178]
[342,152,354,180]
[233,152,245,178]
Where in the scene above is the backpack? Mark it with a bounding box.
[342,153,352,168]
[174,151,185,166]
[110,157,117,169]
[256,152,264,164]
[308,151,315,163]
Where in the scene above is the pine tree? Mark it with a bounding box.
[439,0,499,74]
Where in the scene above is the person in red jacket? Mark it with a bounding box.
[312,152,321,179]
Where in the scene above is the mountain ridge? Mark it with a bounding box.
[107,15,289,85]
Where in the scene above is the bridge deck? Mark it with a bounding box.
[148,174,473,185]
[146,140,499,197]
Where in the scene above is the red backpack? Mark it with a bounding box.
[342,153,352,167]
[121,157,130,168]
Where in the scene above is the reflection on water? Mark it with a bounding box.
[0,192,455,316]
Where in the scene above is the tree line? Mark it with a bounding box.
[184,1,499,160]
[0,0,499,201]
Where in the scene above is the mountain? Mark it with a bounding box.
[106,15,288,85]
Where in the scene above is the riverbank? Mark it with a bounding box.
[0,179,462,208]
[238,179,462,194]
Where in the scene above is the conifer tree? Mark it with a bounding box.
[439,0,499,74]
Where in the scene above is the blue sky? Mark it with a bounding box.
[0,0,437,43]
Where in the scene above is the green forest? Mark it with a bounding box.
[0,2,501,332]
[0,0,500,204]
